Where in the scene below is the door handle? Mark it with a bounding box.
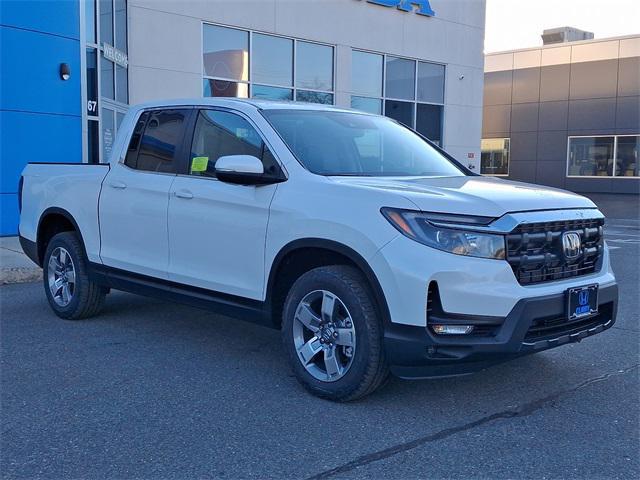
[174,189,194,199]
[109,181,127,189]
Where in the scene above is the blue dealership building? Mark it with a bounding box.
[1,0,129,236]
[1,1,83,235]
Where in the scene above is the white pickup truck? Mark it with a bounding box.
[19,98,618,401]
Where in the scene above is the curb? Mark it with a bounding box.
[1,267,43,285]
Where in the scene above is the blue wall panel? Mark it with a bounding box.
[0,26,81,115]
[0,0,80,40]
[0,1,81,235]
[0,194,19,237]
[0,111,82,235]
[0,110,82,191]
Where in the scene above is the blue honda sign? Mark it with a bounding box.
[361,0,436,17]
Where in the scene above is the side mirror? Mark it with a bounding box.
[214,155,274,185]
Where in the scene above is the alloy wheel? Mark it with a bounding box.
[292,290,356,382]
[47,247,76,307]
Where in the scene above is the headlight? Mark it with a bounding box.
[381,208,506,260]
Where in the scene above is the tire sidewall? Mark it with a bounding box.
[282,267,380,397]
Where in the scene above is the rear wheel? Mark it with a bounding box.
[282,265,388,401]
[43,232,106,320]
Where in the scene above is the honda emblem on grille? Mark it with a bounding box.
[562,231,582,260]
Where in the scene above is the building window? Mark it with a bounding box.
[296,41,333,92]
[84,0,129,163]
[615,135,639,177]
[350,50,445,145]
[567,135,639,178]
[252,33,293,87]
[481,138,510,176]
[202,24,335,105]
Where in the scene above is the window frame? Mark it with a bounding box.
[180,107,288,182]
[480,137,511,177]
[350,48,446,146]
[201,22,336,105]
[566,134,640,179]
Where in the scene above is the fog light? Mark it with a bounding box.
[432,325,474,335]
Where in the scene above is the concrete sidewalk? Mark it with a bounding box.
[0,236,41,285]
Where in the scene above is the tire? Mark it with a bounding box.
[42,232,106,320]
[282,265,389,401]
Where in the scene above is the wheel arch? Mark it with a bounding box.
[266,238,391,328]
[36,207,88,266]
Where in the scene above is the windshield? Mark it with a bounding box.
[262,109,466,177]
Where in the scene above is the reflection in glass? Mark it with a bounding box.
[263,110,463,177]
[416,104,442,144]
[99,0,113,45]
[101,57,114,100]
[85,0,96,44]
[385,100,413,128]
[115,0,127,52]
[296,90,333,104]
[88,119,100,164]
[568,137,614,176]
[137,110,188,173]
[86,48,99,117]
[203,79,249,98]
[615,136,639,177]
[203,25,249,80]
[481,138,510,175]
[116,65,128,103]
[252,84,293,101]
[252,34,293,86]
[296,41,333,91]
[102,108,115,162]
[351,96,382,114]
[385,56,415,100]
[352,51,383,97]
[417,62,445,104]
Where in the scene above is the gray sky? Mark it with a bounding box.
[485,0,640,53]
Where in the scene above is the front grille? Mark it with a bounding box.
[506,218,604,285]
[524,302,613,342]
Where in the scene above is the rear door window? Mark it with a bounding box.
[124,109,190,173]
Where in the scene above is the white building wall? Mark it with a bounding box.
[127,0,486,167]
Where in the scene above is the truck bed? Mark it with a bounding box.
[19,162,111,264]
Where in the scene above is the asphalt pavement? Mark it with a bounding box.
[1,217,638,479]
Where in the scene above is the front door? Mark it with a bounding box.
[99,109,190,278]
[167,109,282,300]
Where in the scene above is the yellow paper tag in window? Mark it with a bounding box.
[191,156,208,173]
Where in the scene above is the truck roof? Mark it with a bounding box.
[131,97,356,114]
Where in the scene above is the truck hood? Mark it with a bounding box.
[330,175,597,217]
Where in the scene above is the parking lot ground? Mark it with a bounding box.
[1,200,639,479]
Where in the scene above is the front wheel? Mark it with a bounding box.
[282,265,388,401]
[43,232,106,320]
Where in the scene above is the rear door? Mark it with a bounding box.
[167,108,282,299]
[99,108,191,278]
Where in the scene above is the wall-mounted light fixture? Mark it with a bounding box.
[59,63,71,81]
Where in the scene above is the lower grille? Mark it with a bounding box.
[524,302,613,342]
[506,217,604,285]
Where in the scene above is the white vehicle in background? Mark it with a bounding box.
[19,99,618,401]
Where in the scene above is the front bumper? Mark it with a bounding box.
[384,282,618,379]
